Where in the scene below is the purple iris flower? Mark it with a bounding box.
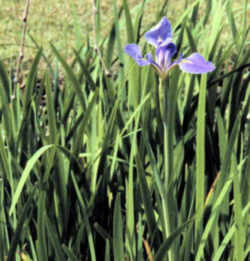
[124,17,215,79]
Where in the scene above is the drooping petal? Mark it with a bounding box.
[145,17,172,47]
[178,53,215,74]
[124,44,151,66]
[156,42,176,70]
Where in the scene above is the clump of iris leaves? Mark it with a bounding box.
[0,0,249,260]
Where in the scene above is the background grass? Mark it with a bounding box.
[0,0,157,65]
[0,0,249,260]
[0,0,246,67]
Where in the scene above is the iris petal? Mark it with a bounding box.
[145,17,172,47]
[124,44,151,66]
[178,53,215,74]
[156,42,177,69]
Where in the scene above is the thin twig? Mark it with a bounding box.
[208,63,250,87]
[143,238,154,261]
[14,0,31,97]
[205,171,221,206]
[92,0,111,77]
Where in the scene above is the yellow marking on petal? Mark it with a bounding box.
[180,59,193,64]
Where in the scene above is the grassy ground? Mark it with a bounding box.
[0,0,244,62]
[0,0,157,63]
[1,0,246,66]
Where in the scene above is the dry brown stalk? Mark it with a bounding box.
[14,0,31,97]
[92,0,111,77]
[143,238,154,261]
[205,171,221,206]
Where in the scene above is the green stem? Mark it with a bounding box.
[158,77,177,261]
[158,78,175,187]
[158,78,166,123]
[195,75,207,244]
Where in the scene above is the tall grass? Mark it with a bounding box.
[0,0,249,260]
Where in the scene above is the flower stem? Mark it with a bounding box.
[158,77,177,261]
[158,78,175,188]
[158,78,166,124]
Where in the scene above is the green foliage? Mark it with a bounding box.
[0,0,249,260]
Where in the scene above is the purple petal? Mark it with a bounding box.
[156,42,176,69]
[178,53,215,74]
[145,17,172,47]
[124,44,151,66]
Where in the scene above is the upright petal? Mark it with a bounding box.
[124,44,151,66]
[156,42,176,70]
[145,17,172,47]
[178,53,215,74]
